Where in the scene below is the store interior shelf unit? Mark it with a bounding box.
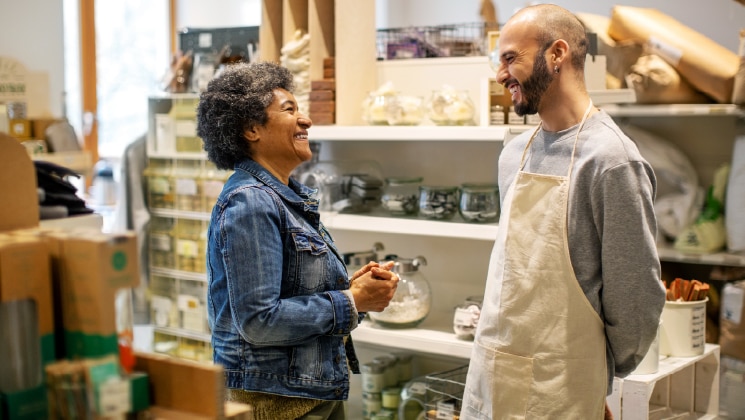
[608,344,720,420]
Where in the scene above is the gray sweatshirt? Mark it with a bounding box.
[498,110,666,394]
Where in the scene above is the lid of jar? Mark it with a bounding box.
[384,254,427,273]
[343,242,384,267]
[461,183,499,192]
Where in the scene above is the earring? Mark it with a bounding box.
[554,66,560,74]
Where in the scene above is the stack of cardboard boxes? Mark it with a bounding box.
[0,133,252,419]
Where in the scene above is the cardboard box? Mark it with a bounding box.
[134,352,252,419]
[0,385,47,420]
[58,232,140,359]
[0,130,51,420]
[45,357,151,418]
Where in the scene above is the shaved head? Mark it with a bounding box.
[508,4,588,71]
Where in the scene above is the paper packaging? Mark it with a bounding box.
[57,231,140,360]
[134,352,253,419]
[608,5,739,104]
[720,281,745,360]
[0,135,52,420]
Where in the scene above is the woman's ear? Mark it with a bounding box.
[244,126,259,142]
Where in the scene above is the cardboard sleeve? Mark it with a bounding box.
[608,5,739,103]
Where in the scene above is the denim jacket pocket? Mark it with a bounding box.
[291,231,331,293]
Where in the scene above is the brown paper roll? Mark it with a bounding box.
[608,6,739,103]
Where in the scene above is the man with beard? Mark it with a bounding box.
[461,4,665,419]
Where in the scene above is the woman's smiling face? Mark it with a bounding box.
[248,88,313,179]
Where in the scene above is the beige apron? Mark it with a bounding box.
[462,103,606,419]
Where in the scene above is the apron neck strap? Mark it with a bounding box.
[519,100,594,178]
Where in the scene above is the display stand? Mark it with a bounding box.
[607,344,720,420]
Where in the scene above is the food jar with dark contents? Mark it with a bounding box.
[419,185,458,220]
[459,183,499,223]
[381,176,422,216]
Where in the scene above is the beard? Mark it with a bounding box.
[513,52,553,116]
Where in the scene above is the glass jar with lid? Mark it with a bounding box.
[419,185,458,220]
[426,87,476,126]
[381,176,422,216]
[459,183,499,223]
[453,295,484,340]
[367,255,431,328]
[343,242,385,278]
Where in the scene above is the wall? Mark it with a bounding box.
[0,0,64,118]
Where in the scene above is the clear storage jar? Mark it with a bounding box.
[368,255,431,328]
[459,183,499,223]
[363,92,396,125]
[419,185,458,220]
[385,95,425,126]
[426,89,476,126]
[381,176,422,216]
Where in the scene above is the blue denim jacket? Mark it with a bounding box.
[207,159,360,401]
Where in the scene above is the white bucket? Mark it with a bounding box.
[632,320,661,375]
[660,298,708,357]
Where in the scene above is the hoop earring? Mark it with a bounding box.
[554,66,560,74]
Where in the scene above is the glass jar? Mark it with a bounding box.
[361,360,386,393]
[427,89,476,126]
[363,92,396,125]
[459,183,499,223]
[453,295,483,340]
[381,176,422,216]
[385,95,425,126]
[343,242,385,278]
[368,255,431,328]
[419,185,458,220]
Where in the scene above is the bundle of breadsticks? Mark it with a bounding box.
[663,278,710,302]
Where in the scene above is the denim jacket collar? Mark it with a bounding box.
[235,158,319,214]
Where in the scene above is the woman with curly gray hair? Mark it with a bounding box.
[197,61,399,420]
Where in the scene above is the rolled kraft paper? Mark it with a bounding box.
[608,6,739,103]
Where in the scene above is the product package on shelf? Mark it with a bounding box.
[608,5,739,104]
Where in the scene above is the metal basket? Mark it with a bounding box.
[376,22,499,60]
[424,364,469,419]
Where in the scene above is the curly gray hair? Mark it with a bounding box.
[196,61,294,170]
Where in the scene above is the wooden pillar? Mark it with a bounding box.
[260,0,283,62]
[308,0,334,81]
[335,0,377,125]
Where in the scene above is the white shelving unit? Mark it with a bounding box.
[607,344,721,420]
[313,103,743,419]
[143,86,741,417]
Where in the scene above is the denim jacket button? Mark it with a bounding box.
[337,277,345,284]
[335,388,342,396]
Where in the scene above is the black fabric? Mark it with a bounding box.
[34,160,93,218]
